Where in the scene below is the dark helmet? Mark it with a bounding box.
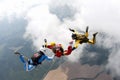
[72,33,77,40]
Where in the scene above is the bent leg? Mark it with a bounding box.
[88,39,94,44]
[24,59,35,71]
[88,32,98,44]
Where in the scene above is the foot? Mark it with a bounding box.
[14,52,21,55]
[86,26,89,32]
[93,32,98,37]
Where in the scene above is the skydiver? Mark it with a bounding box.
[14,47,54,71]
[44,39,73,57]
[69,26,98,50]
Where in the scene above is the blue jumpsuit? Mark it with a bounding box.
[19,54,53,71]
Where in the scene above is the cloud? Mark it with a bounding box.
[107,50,120,77]
[81,0,120,38]
[0,0,50,21]
[24,5,62,50]
[23,0,85,50]
[49,0,82,21]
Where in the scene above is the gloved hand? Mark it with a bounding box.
[44,39,47,43]
[69,41,73,44]
[69,28,75,32]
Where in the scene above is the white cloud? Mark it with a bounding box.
[24,5,62,50]
[81,0,120,38]
[0,0,50,21]
[107,50,120,77]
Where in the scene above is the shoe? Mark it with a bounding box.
[93,32,98,37]
[14,52,21,55]
[86,26,89,32]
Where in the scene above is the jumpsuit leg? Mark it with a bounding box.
[19,55,35,71]
[19,55,26,63]
[88,32,98,44]
[24,59,35,71]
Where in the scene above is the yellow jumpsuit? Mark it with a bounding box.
[70,27,98,49]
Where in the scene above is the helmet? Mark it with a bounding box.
[72,33,77,40]
[50,42,56,46]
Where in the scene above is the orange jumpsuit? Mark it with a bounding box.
[46,44,72,57]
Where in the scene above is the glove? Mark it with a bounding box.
[69,28,75,32]
[44,39,47,43]
[42,45,45,48]
[69,41,73,44]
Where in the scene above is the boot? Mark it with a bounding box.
[86,26,89,32]
[93,32,98,37]
[14,52,21,55]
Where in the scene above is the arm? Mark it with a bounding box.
[74,40,80,49]
[38,55,54,63]
[43,39,53,49]
[45,55,55,60]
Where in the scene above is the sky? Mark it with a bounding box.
[0,0,120,78]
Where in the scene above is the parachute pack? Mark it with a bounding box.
[31,51,45,66]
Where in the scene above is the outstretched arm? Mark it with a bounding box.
[73,40,80,49]
[45,55,55,60]
[43,39,54,49]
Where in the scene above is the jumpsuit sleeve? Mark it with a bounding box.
[45,55,54,60]
[64,46,72,55]
[37,55,54,63]
[45,55,55,61]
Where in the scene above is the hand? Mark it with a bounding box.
[69,28,75,32]
[69,41,73,44]
[44,39,47,43]
[42,45,45,48]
